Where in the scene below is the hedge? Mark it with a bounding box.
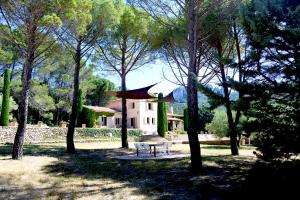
[75,128,143,138]
[80,106,101,128]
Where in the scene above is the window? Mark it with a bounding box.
[115,118,120,125]
[132,102,135,109]
[146,117,150,124]
[148,103,152,110]
[130,118,136,128]
[152,118,155,124]
[101,117,107,126]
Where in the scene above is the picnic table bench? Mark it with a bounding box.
[134,142,172,157]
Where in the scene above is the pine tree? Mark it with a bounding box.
[96,3,154,148]
[0,0,81,159]
[196,1,244,155]
[157,93,168,137]
[236,0,300,159]
[0,69,10,126]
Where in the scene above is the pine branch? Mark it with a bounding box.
[197,83,225,109]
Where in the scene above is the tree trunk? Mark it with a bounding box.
[187,0,202,174]
[66,37,82,153]
[233,21,243,146]
[121,74,128,148]
[120,37,128,148]
[9,60,16,81]
[12,22,36,160]
[56,107,60,126]
[217,39,239,156]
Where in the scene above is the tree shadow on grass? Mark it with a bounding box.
[3,144,295,200]
[0,144,256,199]
[0,143,66,158]
[41,148,256,199]
[0,174,133,200]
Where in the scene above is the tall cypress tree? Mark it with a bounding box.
[0,69,11,126]
[157,93,168,137]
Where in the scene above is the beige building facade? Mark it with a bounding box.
[95,99,183,134]
[102,99,158,134]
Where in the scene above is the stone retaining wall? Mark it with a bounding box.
[0,126,67,144]
[0,126,143,144]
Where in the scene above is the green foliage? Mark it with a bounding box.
[92,0,119,30]
[76,128,143,138]
[115,5,151,41]
[148,14,187,49]
[183,108,188,131]
[81,107,97,128]
[206,109,229,138]
[174,129,186,135]
[197,84,225,110]
[202,1,236,50]
[0,69,10,126]
[237,0,300,159]
[0,45,13,64]
[198,105,214,133]
[157,93,168,137]
[0,95,17,118]
[84,76,116,106]
[97,3,154,74]
[183,106,214,132]
[42,49,74,119]
[60,0,93,36]
[29,81,55,120]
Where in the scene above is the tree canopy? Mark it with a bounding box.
[235,0,300,159]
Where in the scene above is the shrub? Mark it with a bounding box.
[198,105,214,133]
[183,106,214,132]
[80,107,100,128]
[206,109,229,138]
[75,128,143,138]
[174,129,186,135]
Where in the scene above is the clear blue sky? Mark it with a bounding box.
[102,60,179,95]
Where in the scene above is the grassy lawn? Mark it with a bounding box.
[0,141,291,200]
